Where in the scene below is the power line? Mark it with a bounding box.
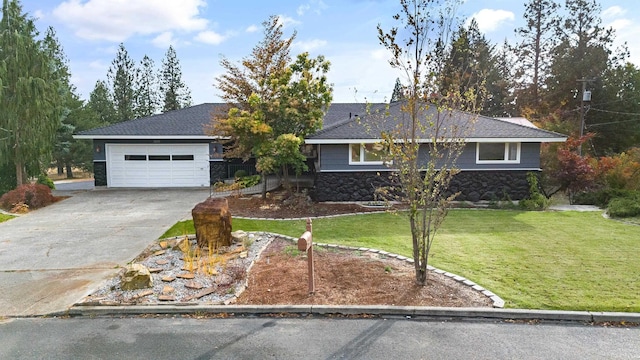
[587,118,640,127]
[590,107,640,116]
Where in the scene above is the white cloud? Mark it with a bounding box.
[88,60,108,70]
[297,0,327,16]
[602,6,626,19]
[152,32,176,48]
[469,9,515,33]
[52,0,208,42]
[370,48,388,61]
[601,7,640,67]
[294,39,327,51]
[609,19,632,32]
[276,15,301,29]
[297,4,310,16]
[34,10,45,20]
[246,24,259,33]
[195,30,227,45]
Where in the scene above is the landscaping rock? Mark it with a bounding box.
[120,264,153,290]
[231,230,248,243]
[192,197,232,249]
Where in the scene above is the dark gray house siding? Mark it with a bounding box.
[317,142,542,172]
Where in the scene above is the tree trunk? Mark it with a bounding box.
[261,172,267,200]
[282,165,290,193]
[65,163,74,179]
[15,161,25,186]
[57,164,64,176]
[14,131,25,186]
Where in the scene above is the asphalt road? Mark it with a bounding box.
[1,317,638,359]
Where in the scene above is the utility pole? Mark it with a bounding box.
[577,78,592,156]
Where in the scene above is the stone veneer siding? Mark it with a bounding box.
[312,170,534,202]
[94,162,107,186]
[209,162,227,184]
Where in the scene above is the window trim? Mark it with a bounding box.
[348,143,385,165]
[124,154,147,161]
[476,142,521,164]
[148,155,171,161]
[172,154,195,161]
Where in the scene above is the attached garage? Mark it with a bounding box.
[106,144,210,187]
[74,104,229,188]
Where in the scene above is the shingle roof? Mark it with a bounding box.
[77,102,566,142]
[77,103,224,137]
[307,101,567,142]
[77,102,361,137]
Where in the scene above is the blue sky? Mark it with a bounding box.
[19,0,640,104]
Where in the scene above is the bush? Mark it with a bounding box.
[234,169,248,178]
[37,174,55,190]
[574,189,640,208]
[236,175,261,188]
[519,172,550,211]
[0,184,56,212]
[0,163,17,196]
[608,197,640,218]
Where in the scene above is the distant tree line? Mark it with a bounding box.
[0,0,192,192]
[390,0,640,156]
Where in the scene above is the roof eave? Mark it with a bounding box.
[73,135,226,140]
[305,137,568,144]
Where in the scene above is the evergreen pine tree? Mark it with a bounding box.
[160,45,191,112]
[108,43,137,122]
[0,0,62,185]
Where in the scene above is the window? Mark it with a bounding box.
[172,155,194,161]
[349,143,385,165]
[124,155,147,161]
[476,142,520,163]
[149,155,170,161]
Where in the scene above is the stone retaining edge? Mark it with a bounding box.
[59,305,640,324]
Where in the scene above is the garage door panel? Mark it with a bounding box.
[106,144,210,187]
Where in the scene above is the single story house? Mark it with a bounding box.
[75,102,566,201]
[307,102,566,201]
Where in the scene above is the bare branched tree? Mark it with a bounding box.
[376,0,485,285]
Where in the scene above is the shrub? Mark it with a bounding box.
[234,169,248,178]
[608,197,640,218]
[574,189,640,208]
[236,175,260,188]
[0,184,55,212]
[594,150,640,191]
[519,172,550,211]
[37,174,55,190]
[0,163,17,196]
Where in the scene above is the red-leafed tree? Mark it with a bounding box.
[545,135,596,202]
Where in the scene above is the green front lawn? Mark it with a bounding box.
[162,210,640,312]
[0,213,14,223]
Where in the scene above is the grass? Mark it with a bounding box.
[161,210,640,312]
[0,213,14,223]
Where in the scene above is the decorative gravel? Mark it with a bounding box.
[79,232,276,306]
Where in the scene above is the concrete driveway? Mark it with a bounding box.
[0,188,210,317]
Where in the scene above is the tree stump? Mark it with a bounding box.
[191,198,232,249]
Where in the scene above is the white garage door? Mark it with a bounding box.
[106,144,210,187]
